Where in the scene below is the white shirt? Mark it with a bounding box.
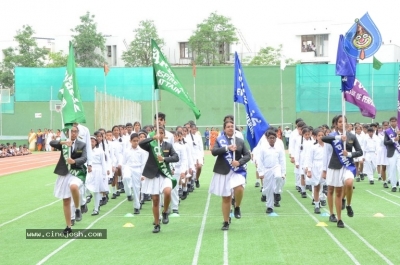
[77,124,92,166]
[288,129,299,157]
[294,135,313,167]
[91,146,107,175]
[304,142,326,170]
[283,129,292,138]
[121,146,148,173]
[257,144,286,176]
[363,135,378,153]
[187,133,204,161]
[172,142,188,174]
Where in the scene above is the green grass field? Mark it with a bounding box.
[0,154,399,265]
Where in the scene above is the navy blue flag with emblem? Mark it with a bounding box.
[344,12,382,60]
[234,52,269,150]
[336,35,357,92]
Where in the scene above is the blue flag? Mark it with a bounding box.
[234,52,269,150]
[344,12,382,60]
[336,35,357,92]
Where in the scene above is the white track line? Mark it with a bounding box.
[36,198,127,265]
[223,231,228,265]
[381,190,400,199]
[366,190,400,207]
[287,190,360,265]
[192,192,211,265]
[0,163,57,177]
[0,200,61,228]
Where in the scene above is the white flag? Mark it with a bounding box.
[280,57,286,71]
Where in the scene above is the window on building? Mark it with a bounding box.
[179,42,192,59]
[107,46,112,57]
[301,34,329,57]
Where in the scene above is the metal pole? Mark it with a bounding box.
[327,82,331,125]
[280,68,284,130]
[50,86,53,130]
[371,67,374,123]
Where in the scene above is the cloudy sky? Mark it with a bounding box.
[1,0,399,51]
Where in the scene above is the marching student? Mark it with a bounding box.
[171,130,188,214]
[377,121,389,188]
[110,125,124,199]
[257,130,286,214]
[294,127,313,198]
[189,123,204,188]
[121,133,148,214]
[209,120,250,231]
[50,125,87,234]
[384,117,400,192]
[354,125,365,182]
[363,127,378,184]
[139,126,179,233]
[322,115,362,228]
[289,119,306,191]
[138,130,149,207]
[181,126,195,197]
[86,135,108,216]
[95,131,111,205]
[305,129,326,214]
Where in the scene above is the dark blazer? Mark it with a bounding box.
[50,139,87,176]
[212,136,250,175]
[139,138,179,179]
[384,128,400,158]
[322,132,362,170]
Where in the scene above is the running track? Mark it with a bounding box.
[0,152,59,177]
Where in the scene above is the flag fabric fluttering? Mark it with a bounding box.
[234,52,269,150]
[397,67,400,129]
[336,35,357,92]
[152,39,201,119]
[104,63,110,76]
[373,56,383,70]
[280,57,286,71]
[58,41,86,129]
[344,79,376,118]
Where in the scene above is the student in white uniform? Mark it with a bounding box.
[377,121,389,188]
[95,130,111,205]
[110,125,124,199]
[353,125,365,182]
[363,127,378,184]
[294,127,313,198]
[180,126,194,200]
[289,120,306,191]
[121,133,148,214]
[189,123,204,188]
[85,136,108,216]
[257,130,286,214]
[171,130,188,214]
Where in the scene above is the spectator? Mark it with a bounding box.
[283,126,292,149]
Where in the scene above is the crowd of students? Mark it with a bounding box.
[0,142,31,158]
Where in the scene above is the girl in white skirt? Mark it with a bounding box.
[171,130,188,214]
[294,127,313,198]
[95,131,111,205]
[305,129,326,214]
[209,120,250,231]
[377,121,389,188]
[86,136,108,215]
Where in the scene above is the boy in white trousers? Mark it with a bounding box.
[257,130,286,214]
[363,127,378,184]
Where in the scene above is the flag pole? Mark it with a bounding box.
[280,67,284,130]
[327,82,331,125]
[371,66,374,123]
[397,64,400,130]
[342,91,346,145]
[50,86,53,130]
[154,88,161,153]
[233,101,236,161]
[104,74,108,129]
[94,86,97,129]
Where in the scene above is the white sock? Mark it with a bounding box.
[112,186,116,193]
[314,201,320,208]
[94,192,101,211]
[301,186,306,192]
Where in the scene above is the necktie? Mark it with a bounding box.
[71,141,74,153]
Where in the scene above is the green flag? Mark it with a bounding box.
[58,42,86,128]
[152,39,201,119]
[373,56,383,70]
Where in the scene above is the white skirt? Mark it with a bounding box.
[85,164,108,193]
[326,168,354,187]
[141,176,172,195]
[54,173,82,199]
[377,146,388,165]
[209,170,246,197]
[306,162,324,186]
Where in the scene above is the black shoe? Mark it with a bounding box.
[261,195,266,202]
[172,209,179,214]
[266,208,273,214]
[397,181,399,186]
[181,191,188,200]
[311,199,315,205]
[370,180,374,185]
[178,188,183,197]
[162,212,169,224]
[134,208,140,215]
[383,182,389,188]
[255,182,260,188]
[221,221,229,231]
[323,185,328,195]
[306,185,312,192]
[234,207,241,219]
[80,203,88,214]
[111,193,117,199]
[337,219,345,228]
[86,194,92,204]
[274,201,280,207]
[392,187,397,192]
[187,184,192,192]
[321,200,327,207]
[301,192,307,198]
[152,224,160,233]
[314,207,321,214]
[378,177,382,181]
[63,226,72,235]
[360,174,365,181]
[75,209,82,221]
[388,180,391,184]
[274,193,281,202]
[127,195,133,201]
[120,188,125,194]
[296,186,301,192]
[145,194,151,201]
[99,199,105,206]
[116,191,121,196]
[108,178,112,185]
[91,210,99,216]
[341,199,346,210]
[71,219,75,226]
[329,214,337,222]
[231,198,235,207]
[195,180,200,188]
[356,177,360,182]
[346,205,354,217]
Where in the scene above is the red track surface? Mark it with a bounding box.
[0,152,59,177]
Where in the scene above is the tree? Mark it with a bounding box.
[0,25,49,94]
[189,12,238,66]
[249,44,298,66]
[122,20,164,67]
[71,12,106,67]
[46,51,68,67]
